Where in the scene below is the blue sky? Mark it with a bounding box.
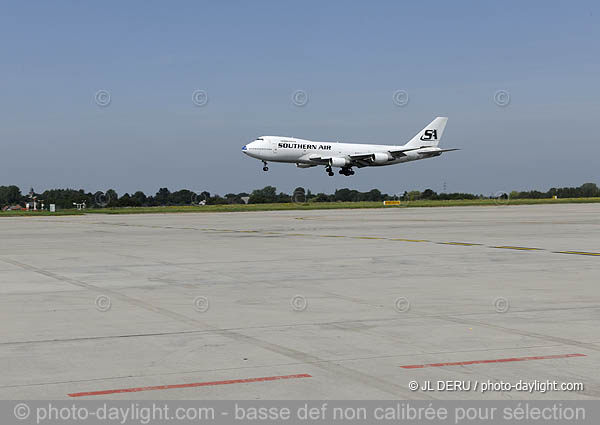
[1,1,599,196]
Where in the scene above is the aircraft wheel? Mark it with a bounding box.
[263,166,268,171]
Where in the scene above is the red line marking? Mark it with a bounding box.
[68,373,312,398]
[400,353,585,369]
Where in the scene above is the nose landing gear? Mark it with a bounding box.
[262,161,269,172]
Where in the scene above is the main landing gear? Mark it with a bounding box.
[262,161,268,172]
[339,167,355,176]
[325,166,354,176]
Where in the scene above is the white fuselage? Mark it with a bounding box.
[243,136,433,167]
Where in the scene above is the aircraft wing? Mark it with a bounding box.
[348,153,375,160]
[309,154,371,168]
[349,155,375,167]
[316,151,422,161]
[307,155,333,164]
[309,148,459,168]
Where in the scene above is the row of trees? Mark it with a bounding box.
[510,183,600,199]
[1,183,599,210]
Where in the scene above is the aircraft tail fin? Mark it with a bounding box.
[405,117,448,148]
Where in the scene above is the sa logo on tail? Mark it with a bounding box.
[420,129,438,141]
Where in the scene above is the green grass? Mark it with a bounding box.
[2,197,600,217]
[0,210,85,217]
[85,202,385,214]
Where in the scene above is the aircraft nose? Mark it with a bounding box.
[242,144,249,155]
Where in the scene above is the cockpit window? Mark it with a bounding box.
[256,138,264,140]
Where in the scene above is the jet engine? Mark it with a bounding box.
[370,152,392,164]
[329,157,349,167]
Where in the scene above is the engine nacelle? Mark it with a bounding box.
[371,152,392,164]
[329,157,349,168]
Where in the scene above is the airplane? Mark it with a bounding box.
[242,117,458,176]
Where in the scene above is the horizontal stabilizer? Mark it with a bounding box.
[420,148,460,153]
[388,146,427,157]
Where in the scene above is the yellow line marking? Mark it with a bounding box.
[556,251,600,256]
[389,238,429,242]
[438,242,482,246]
[492,246,541,251]
[183,227,599,258]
